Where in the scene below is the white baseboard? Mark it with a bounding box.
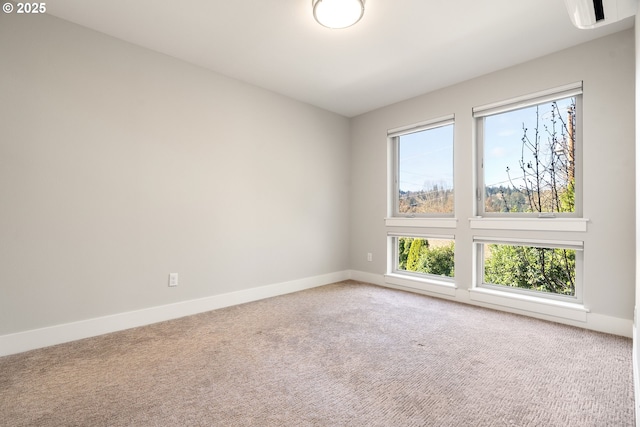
[3,270,631,357]
[586,312,633,338]
[349,270,633,338]
[349,270,385,286]
[0,271,350,357]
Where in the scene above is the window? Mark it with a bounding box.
[469,84,585,305]
[474,238,582,302]
[475,83,582,217]
[389,116,454,216]
[392,235,455,280]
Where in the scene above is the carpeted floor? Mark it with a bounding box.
[0,281,634,426]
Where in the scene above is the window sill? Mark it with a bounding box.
[385,273,457,297]
[386,217,457,228]
[469,217,588,232]
[468,287,588,322]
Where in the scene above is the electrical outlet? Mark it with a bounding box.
[367,252,372,262]
[168,273,178,287]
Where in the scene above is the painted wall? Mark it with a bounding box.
[350,29,635,331]
[0,10,634,348]
[0,13,350,335]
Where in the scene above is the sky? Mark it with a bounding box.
[398,124,453,192]
[483,97,574,189]
[397,97,574,193]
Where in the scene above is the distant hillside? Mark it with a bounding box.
[399,188,453,214]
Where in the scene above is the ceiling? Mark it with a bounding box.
[45,0,634,117]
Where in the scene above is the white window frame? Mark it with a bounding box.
[389,233,456,281]
[385,233,457,296]
[473,237,584,304]
[388,115,455,219]
[474,82,583,219]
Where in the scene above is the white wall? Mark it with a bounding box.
[0,11,635,354]
[0,13,350,337]
[350,29,635,334]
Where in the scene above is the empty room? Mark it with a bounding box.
[1,0,638,425]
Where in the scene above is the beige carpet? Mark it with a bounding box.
[0,281,634,426]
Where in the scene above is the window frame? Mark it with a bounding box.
[388,115,455,218]
[473,237,584,304]
[474,82,583,218]
[390,233,456,283]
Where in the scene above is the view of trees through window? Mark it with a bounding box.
[483,97,576,214]
[394,96,580,297]
[397,237,454,278]
[397,124,454,214]
[479,96,578,297]
[393,93,580,298]
[483,244,576,296]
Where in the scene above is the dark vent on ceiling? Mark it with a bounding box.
[593,0,605,21]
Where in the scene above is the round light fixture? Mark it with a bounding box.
[312,0,365,29]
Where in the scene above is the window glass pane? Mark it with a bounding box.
[483,243,576,297]
[483,97,576,214]
[398,124,454,214]
[397,237,455,278]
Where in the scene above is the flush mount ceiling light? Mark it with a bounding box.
[312,0,365,29]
